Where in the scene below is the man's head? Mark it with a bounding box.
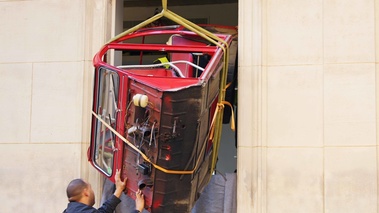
[66,179,95,206]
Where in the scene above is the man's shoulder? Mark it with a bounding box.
[64,202,97,213]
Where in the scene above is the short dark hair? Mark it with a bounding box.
[66,179,88,202]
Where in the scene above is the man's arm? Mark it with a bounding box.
[98,195,121,213]
[97,169,125,213]
[101,169,145,213]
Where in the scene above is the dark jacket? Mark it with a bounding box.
[63,195,140,213]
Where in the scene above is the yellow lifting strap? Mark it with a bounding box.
[105,0,233,175]
[92,101,235,175]
[153,56,170,69]
[92,111,203,174]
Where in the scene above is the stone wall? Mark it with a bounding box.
[238,0,379,212]
[0,0,111,212]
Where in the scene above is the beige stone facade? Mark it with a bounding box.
[238,0,379,212]
[0,0,110,212]
[0,0,378,212]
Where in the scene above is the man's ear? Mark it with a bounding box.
[82,188,90,197]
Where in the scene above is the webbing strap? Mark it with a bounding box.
[92,111,203,174]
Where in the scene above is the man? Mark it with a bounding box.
[63,169,144,213]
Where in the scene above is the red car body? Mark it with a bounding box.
[88,25,237,213]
